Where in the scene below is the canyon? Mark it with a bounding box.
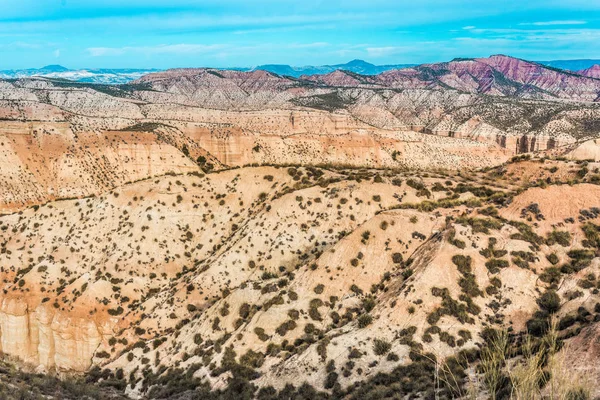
[0,55,600,399]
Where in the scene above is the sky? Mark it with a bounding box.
[0,0,599,69]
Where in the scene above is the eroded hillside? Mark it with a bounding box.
[1,55,600,399]
[0,154,600,398]
[1,55,600,217]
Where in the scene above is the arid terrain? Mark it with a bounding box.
[1,56,600,399]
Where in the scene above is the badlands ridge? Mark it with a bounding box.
[0,55,599,398]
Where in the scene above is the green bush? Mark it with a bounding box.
[451,255,472,274]
[537,290,561,314]
[373,339,392,356]
[546,253,559,265]
[456,217,503,234]
[485,258,509,274]
[459,274,482,298]
[546,230,572,247]
[357,314,373,328]
[539,267,562,285]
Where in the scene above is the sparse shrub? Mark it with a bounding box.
[546,230,572,247]
[362,297,376,312]
[107,307,124,316]
[485,258,509,274]
[186,304,197,313]
[373,339,392,356]
[254,327,269,341]
[194,334,203,345]
[546,253,560,265]
[358,314,373,328]
[324,371,338,390]
[451,255,471,274]
[239,303,251,319]
[350,284,363,295]
[309,303,323,321]
[275,320,297,336]
[348,348,362,359]
[538,290,561,314]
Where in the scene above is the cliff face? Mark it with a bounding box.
[0,121,202,213]
[567,138,600,161]
[190,127,510,170]
[0,299,108,372]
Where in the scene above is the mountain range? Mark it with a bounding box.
[241,59,416,77]
[2,57,600,84]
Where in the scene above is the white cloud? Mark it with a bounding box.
[87,42,336,58]
[87,44,226,57]
[366,46,413,58]
[519,20,587,26]
[0,12,393,36]
[451,28,600,59]
[288,42,330,49]
[0,41,42,50]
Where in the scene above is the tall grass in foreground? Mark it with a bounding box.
[480,329,508,400]
[480,318,593,400]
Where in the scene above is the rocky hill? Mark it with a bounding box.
[579,65,600,79]
[1,157,600,398]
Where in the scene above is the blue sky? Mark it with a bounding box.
[0,0,599,69]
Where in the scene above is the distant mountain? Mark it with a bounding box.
[0,65,160,84]
[2,58,600,84]
[578,65,600,79]
[538,59,600,71]
[250,58,600,78]
[0,60,416,83]
[37,65,70,73]
[295,55,600,102]
[0,60,417,83]
[245,59,416,77]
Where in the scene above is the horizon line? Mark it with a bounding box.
[2,55,600,72]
